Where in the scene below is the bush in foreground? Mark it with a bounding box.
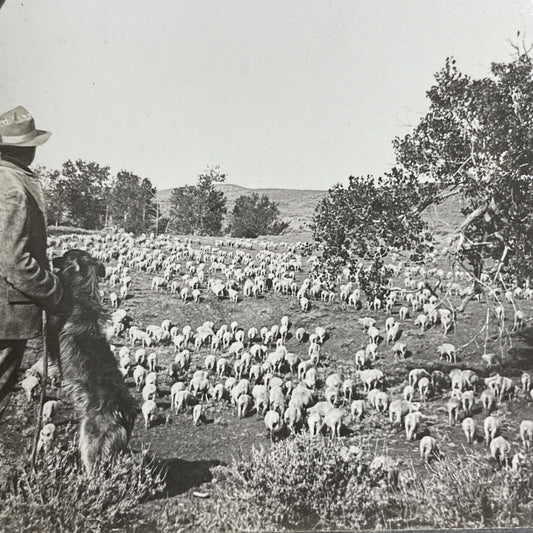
[0,441,166,533]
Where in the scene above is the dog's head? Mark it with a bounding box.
[52,249,105,302]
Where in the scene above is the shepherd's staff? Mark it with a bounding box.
[30,309,48,472]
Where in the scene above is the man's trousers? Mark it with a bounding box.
[0,340,26,418]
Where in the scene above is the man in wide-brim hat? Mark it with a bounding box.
[0,106,63,419]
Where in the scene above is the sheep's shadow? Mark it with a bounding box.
[156,457,225,498]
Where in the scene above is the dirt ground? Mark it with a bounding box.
[3,234,533,521]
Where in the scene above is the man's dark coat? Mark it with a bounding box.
[0,159,61,339]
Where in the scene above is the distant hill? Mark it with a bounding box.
[156,183,327,232]
[156,183,464,241]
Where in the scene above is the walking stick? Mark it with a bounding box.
[31,309,48,472]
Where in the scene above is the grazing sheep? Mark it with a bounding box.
[499,377,514,401]
[409,368,430,389]
[447,397,461,426]
[170,382,186,409]
[193,404,204,426]
[351,399,365,421]
[462,417,477,444]
[399,306,409,321]
[358,369,384,392]
[419,435,438,462]
[373,391,390,413]
[324,408,344,437]
[414,314,428,332]
[367,326,380,344]
[133,365,147,391]
[392,341,407,359]
[480,389,496,412]
[307,412,323,436]
[403,385,415,402]
[484,416,501,444]
[386,323,400,344]
[431,370,447,391]
[174,390,192,413]
[358,317,376,330]
[437,343,457,363]
[283,405,303,432]
[461,390,475,416]
[295,327,307,343]
[490,435,510,463]
[237,394,253,419]
[300,296,310,312]
[418,377,431,402]
[42,400,59,425]
[405,411,423,441]
[37,423,57,453]
[20,375,40,402]
[142,399,157,429]
[142,383,157,402]
[343,379,355,401]
[520,420,533,449]
[264,410,285,440]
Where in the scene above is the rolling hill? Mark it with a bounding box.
[156,183,464,241]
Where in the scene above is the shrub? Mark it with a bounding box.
[0,441,166,533]
[157,433,400,532]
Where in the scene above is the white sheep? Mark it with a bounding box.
[37,423,56,453]
[142,383,157,402]
[520,420,533,449]
[21,375,40,402]
[307,412,323,436]
[437,343,457,363]
[142,399,157,429]
[462,417,476,444]
[490,435,510,463]
[484,415,501,444]
[264,410,285,439]
[193,404,204,426]
[405,411,423,441]
[419,435,438,462]
[42,400,59,425]
[323,408,344,437]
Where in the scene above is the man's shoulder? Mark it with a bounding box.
[0,161,31,194]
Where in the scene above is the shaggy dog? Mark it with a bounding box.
[49,249,136,473]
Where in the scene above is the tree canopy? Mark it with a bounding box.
[228,193,288,238]
[168,166,227,235]
[313,48,533,300]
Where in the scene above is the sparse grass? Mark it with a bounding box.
[0,440,166,533]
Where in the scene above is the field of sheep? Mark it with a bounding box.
[2,228,533,531]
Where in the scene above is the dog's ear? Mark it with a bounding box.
[52,256,64,272]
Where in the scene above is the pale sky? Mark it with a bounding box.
[1,1,532,190]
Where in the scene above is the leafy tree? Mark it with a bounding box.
[110,171,157,234]
[312,171,434,295]
[46,160,110,229]
[168,166,227,235]
[313,46,533,304]
[394,51,533,294]
[228,193,289,238]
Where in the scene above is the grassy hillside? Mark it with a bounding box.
[157,183,464,243]
[156,183,326,232]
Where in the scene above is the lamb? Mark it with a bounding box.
[418,377,431,402]
[414,314,428,332]
[447,397,461,425]
[403,385,414,402]
[300,296,310,312]
[521,372,531,392]
[386,323,400,344]
[480,389,495,412]
[461,390,475,416]
[409,368,430,389]
[173,390,192,413]
[170,382,186,410]
[373,391,390,413]
[367,326,380,344]
[295,327,307,343]
[462,417,477,444]
[392,341,407,359]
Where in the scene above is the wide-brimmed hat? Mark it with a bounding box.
[0,106,51,147]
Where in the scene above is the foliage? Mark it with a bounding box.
[398,451,533,529]
[0,440,166,533]
[33,165,63,227]
[394,53,533,287]
[168,166,227,236]
[43,160,111,230]
[109,170,157,234]
[228,193,289,238]
[157,434,400,532]
[312,171,433,292]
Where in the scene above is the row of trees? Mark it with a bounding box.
[313,46,533,301]
[37,161,159,233]
[38,162,288,237]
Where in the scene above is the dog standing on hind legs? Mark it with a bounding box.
[49,249,136,474]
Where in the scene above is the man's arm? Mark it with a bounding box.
[0,185,62,311]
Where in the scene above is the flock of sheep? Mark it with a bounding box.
[18,230,533,473]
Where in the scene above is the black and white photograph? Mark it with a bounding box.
[1,1,533,531]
